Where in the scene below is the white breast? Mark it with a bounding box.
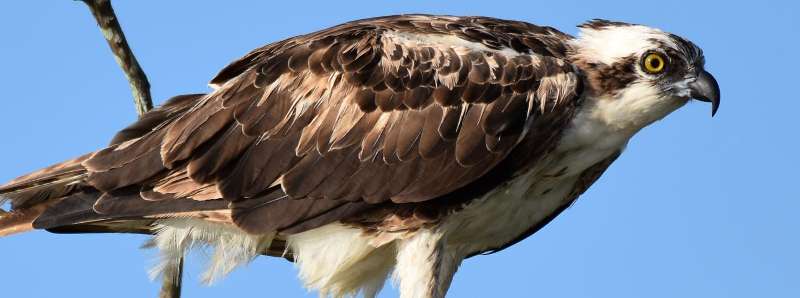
[439,166,581,254]
[436,99,630,255]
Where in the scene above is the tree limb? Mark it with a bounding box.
[158,257,184,298]
[80,0,153,116]
[78,1,180,298]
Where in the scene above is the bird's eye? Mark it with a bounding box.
[642,52,667,74]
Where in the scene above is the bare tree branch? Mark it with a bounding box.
[159,257,184,298]
[77,1,180,297]
[80,0,153,116]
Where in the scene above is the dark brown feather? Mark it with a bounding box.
[482,92,528,136]
[93,189,227,218]
[454,105,491,166]
[160,102,233,167]
[438,106,464,140]
[418,105,448,159]
[187,124,255,183]
[282,150,347,199]
[109,94,204,146]
[395,111,425,161]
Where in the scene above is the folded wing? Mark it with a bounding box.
[2,15,583,236]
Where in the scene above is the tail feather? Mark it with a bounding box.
[0,154,91,210]
[0,201,52,236]
[0,94,208,237]
[0,155,91,237]
[32,191,102,230]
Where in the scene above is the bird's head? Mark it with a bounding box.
[568,20,720,131]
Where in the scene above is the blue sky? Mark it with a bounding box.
[0,1,797,297]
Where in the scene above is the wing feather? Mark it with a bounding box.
[5,15,583,236]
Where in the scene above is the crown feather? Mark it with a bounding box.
[578,19,636,30]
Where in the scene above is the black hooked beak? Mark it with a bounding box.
[689,69,721,117]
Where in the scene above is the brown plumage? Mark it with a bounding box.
[0,14,581,249]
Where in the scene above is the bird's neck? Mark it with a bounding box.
[579,82,688,136]
[557,88,686,156]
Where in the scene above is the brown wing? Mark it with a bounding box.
[4,15,583,235]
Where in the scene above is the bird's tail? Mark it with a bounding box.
[0,154,91,236]
[0,93,208,237]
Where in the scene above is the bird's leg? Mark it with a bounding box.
[395,230,463,298]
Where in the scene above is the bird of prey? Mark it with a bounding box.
[0,14,719,298]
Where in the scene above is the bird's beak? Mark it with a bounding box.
[689,69,721,117]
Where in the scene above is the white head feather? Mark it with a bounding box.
[571,22,679,66]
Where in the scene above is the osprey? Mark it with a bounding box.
[0,15,719,298]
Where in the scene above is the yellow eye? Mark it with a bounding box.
[642,52,666,74]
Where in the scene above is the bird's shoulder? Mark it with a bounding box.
[210,14,575,88]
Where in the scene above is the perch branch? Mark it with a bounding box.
[80,0,153,116]
[158,257,184,298]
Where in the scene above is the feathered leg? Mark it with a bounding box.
[395,230,462,298]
